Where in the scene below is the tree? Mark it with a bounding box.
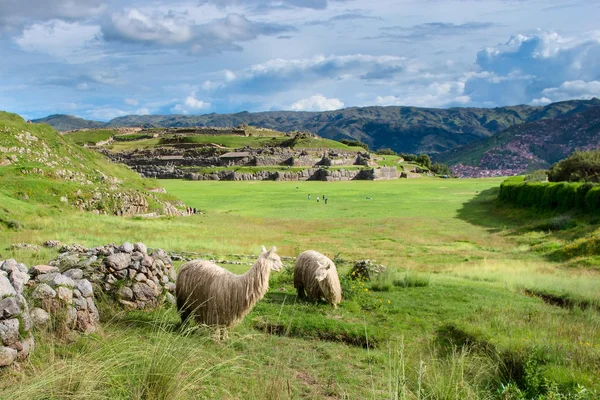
[548,150,600,182]
[416,154,431,169]
[430,163,451,176]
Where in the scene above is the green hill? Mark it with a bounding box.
[0,112,182,227]
[437,105,600,177]
[32,114,104,132]
[32,99,600,155]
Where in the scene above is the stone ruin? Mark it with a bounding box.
[0,260,34,368]
[349,260,387,280]
[49,242,177,310]
[0,258,100,368]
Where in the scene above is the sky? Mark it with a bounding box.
[0,0,599,121]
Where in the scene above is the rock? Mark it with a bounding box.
[117,286,134,301]
[0,259,17,273]
[135,273,147,282]
[43,240,61,248]
[31,283,57,300]
[0,276,17,298]
[30,308,50,327]
[349,260,387,280]
[36,272,59,284]
[87,298,99,322]
[73,297,88,311]
[141,256,153,267]
[165,282,176,293]
[0,346,17,367]
[134,242,147,255]
[113,270,127,280]
[166,265,177,282]
[131,251,144,262]
[29,265,60,276]
[106,274,117,284]
[152,259,165,271]
[56,287,73,303]
[75,280,93,298]
[63,268,83,280]
[104,253,131,271]
[50,274,75,288]
[0,297,21,319]
[128,269,136,279]
[18,336,34,360]
[0,319,19,346]
[118,300,138,310]
[9,270,29,293]
[120,242,134,253]
[165,292,176,305]
[132,282,155,302]
[65,306,77,327]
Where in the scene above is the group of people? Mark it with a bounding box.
[308,194,328,204]
[186,207,198,215]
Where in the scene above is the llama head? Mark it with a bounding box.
[260,245,283,271]
[314,261,331,282]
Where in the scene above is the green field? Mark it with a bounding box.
[1,178,599,399]
[63,129,117,145]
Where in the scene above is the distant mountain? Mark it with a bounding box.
[32,98,600,155]
[437,105,600,178]
[32,114,104,131]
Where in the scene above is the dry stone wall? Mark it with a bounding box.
[49,242,177,310]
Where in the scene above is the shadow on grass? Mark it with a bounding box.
[455,187,509,233]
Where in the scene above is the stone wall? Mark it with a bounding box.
[184,167,400,181]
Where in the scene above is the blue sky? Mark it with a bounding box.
[1,0,599,120]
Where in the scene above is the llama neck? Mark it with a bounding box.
[240,257,271,306]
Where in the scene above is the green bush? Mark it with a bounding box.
[499,177,598,212]
[375,148,396,156]
[430,163,452,176]
[548,150,600,183]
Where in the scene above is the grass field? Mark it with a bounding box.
[1,178,599,399]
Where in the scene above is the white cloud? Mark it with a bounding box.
[0,0,106,30]
[540,80,600,102]
[135,107,150,115]
[84,106,128,121]
[466,31,600,105]
[103,9,193,45]
[15,20,100,59]
[125,98,139,106]
[289,95,344,111]
[171,91,211,114]
[375,81,469,108]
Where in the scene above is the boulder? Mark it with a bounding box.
[120,242,134,253]
[117,286,134,301]
[0,276,16,298]
[63,268,84,280]
[0,319,19,346]
[0,346,17,367]
[75,280,93,298]
[132,283,155,302]
[29,265,60,276]
[30,308,50,327]
[134,242,147,255]
[31,283,57,300]
[104,253,131,271]
[0,297,21,319]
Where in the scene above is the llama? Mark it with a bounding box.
[176,246,283,329]
[294,250,342,307]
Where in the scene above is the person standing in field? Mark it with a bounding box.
[317,196,320,203]
[308,194,311,200]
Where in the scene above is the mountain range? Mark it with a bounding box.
[31,98,600,176]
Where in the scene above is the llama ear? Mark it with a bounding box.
[261,245,267,253]
[270,246,277,253]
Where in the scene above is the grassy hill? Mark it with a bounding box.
[437,105,600,176]
[0,112,181,223]
[34,98,600,155]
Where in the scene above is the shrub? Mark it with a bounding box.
[399,153,418,162]
[416,154,432,169]
[375,148,396,156]
[430,163,452,176]
[548,150,600,183]
[524,170,548,182]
